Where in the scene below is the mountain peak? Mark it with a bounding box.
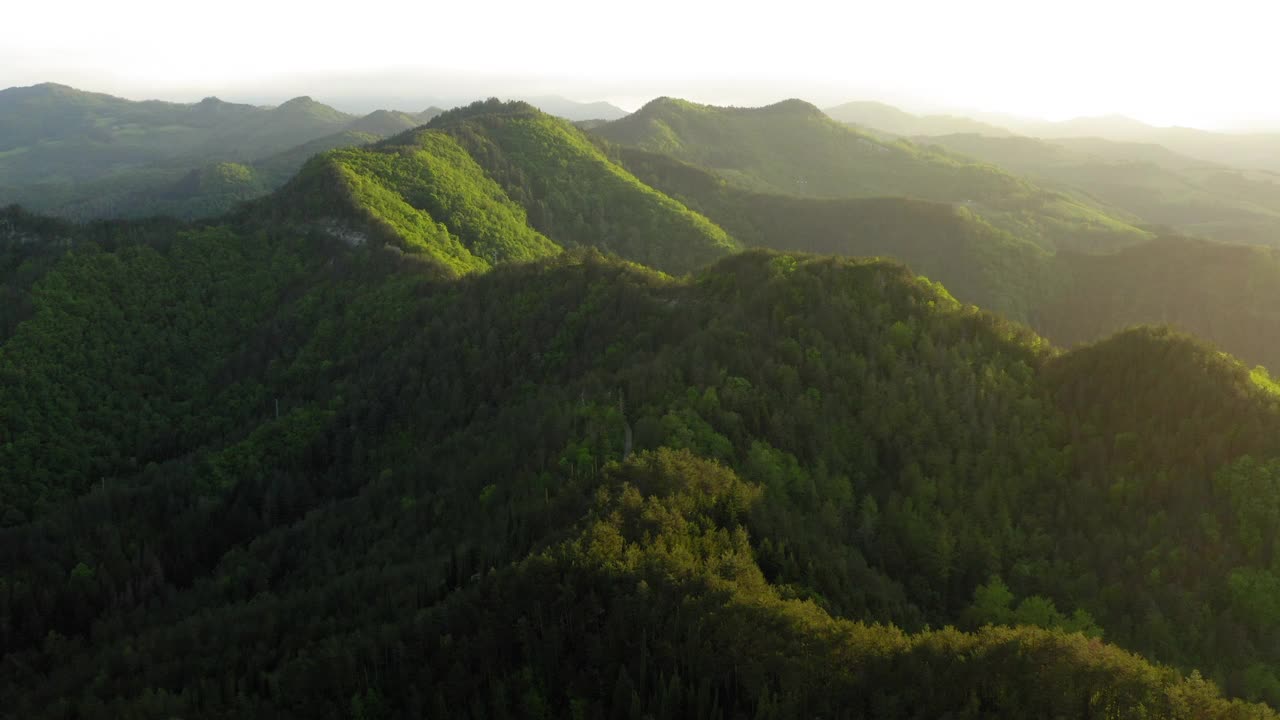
[634,97,822,120]
[193,96,235,110]
[277,96,319,109]
[637,96,704,113]
[30,82,76,93]
[427,98,544,128]
[757,98,824,117]
[0,82,82,100]
[345,109,420,136]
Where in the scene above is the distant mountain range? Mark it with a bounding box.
[820,99,1280,247]
[0,83,627,218]
[514,95,629,121]
[827,98,1280,174]
[825,100,1018,137]
[597,96,1149,253]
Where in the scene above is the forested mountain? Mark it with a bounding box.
[345,108,444,136]
[6,197,1280,715]
[607,144,1055,320]
[0,84,441,220]
[605,141,1280,371]
[10,91,1280,717]
[256,99,735,276]
[593,97,1151,252]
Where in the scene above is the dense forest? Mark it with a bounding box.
[7,92,1280,717]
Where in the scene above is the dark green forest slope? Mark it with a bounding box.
[5,200,1280,715]
[1035,237,1280,369]
[593,97,1151,252]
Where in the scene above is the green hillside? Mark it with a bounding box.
[250,100,735,276]
[594,97,1151,252]
[277,129,561,274]
[426,99,738,273]
[7,199,1280,713]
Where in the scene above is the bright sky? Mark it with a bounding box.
[3,0,1278,129]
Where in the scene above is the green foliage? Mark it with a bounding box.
[277,129,562,273]
[966,576,1103,637]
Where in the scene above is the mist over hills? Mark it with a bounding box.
[827,98,1280,174]
[825,99,1280,247]
[10,85,1280,716]
[825,100,1018,137]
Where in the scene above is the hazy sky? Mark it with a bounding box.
[4,0,1278,129]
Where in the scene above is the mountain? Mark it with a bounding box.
[517,94,629,121]
[13,91,1280,716]
[6,197,1280,712]
[344,107,444,136]
[826,100,1018,137]
[343,109,421,136]
[0,84,354,182]
[608,144,1055,321]
[831,101,1280,176]
[594,97,1152,252]
[607,143,1280,371]
[257,99,735,276]
[921,133,1280,246]
[0,84,444,220]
